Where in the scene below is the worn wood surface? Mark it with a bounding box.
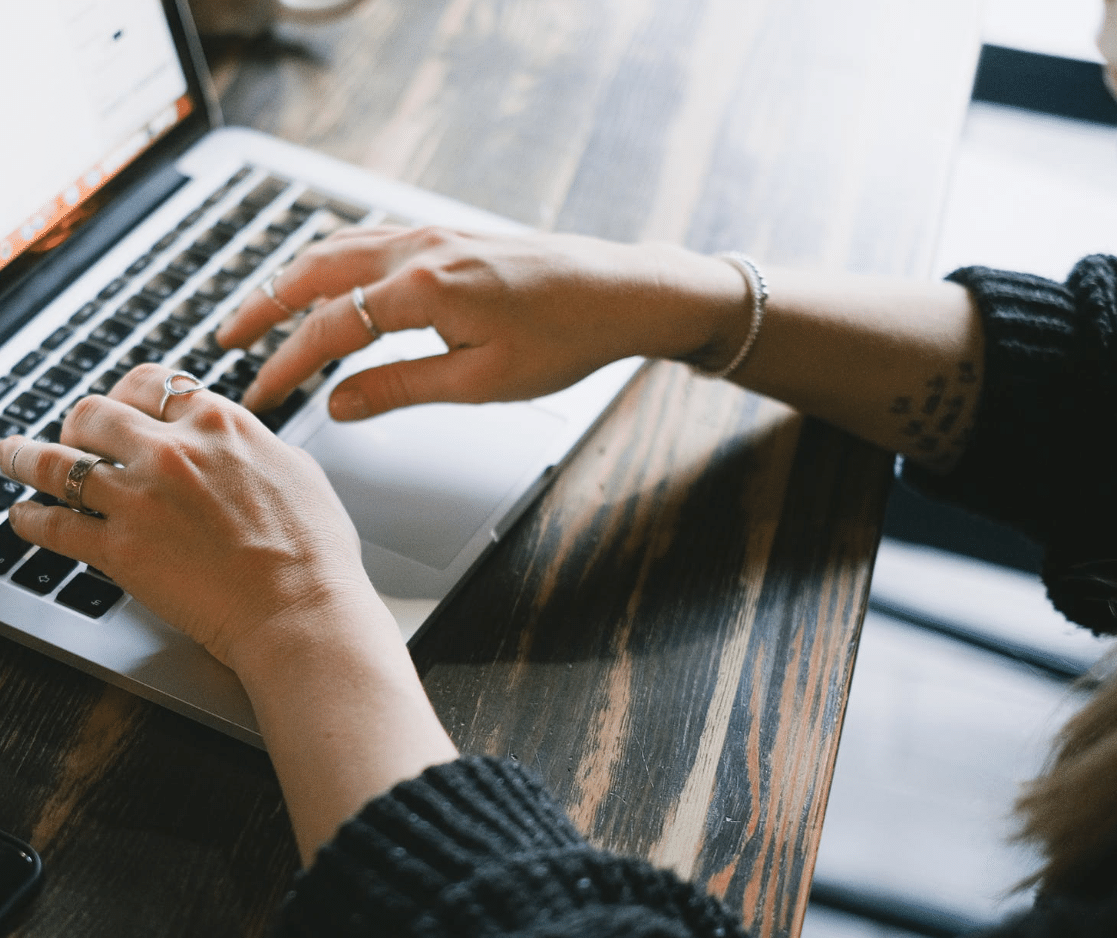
[0,1,982,936]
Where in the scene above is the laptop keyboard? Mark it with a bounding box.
[0,164,381,619]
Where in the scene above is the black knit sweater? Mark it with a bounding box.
[279,257,1117,938]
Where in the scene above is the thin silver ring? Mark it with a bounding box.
[261,267,298,316]
[64,454,108,515]
[351,286,381,340]
[159,371,206,420]
[8,440,29,480]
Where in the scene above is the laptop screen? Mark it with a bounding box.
[0,0,194,277]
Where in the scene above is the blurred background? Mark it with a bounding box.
[802,2,1117,934]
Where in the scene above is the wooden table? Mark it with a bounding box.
[0,1,983,935]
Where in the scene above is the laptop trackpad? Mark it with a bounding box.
[303,402,565,570]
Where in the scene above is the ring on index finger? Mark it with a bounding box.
[351,286,381,340]
[159,371,207,420]
[262,267,298,317]
[64,454,108,515]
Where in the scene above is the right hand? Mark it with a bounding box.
[0,364,383,673]
[218,227,748,420]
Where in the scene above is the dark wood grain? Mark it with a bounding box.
[0,1,981,936]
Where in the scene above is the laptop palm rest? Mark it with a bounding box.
[303,400,565,598]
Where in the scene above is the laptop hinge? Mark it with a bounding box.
[0,159,190,346]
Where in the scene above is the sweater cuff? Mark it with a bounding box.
[276,756,746,938]
[903,257,1117,636]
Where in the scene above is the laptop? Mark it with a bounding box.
[0,0,639,745]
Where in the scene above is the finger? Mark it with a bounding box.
[218,228,407,351]
[326,348,493,421]
[7,499,108,570]
[104,363,220,423]
[0,436,120,516]
[240,291,388,412]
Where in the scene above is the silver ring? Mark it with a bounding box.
[261,267,297,316]
[351,286,381,340]
[8,440,29,480]
[159,371,207,420]
[64,454,108,514]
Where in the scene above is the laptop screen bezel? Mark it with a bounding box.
[0,0,222,339]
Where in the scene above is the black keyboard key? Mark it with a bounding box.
[125,253,156,276]
[0,376,15,400]
[97,278,129,301]
[41,326,74,351]
[169,297,216,326]
[210,381,243,403]
[259,388,308,432]
[241,176,288,210]
[220,354,264,390]
[221,251,264,280]
[141,271,187,302]
[142,320,191,352]
[12,549,79,594]
[194,273,240,302]
[35,421,62,444]
[191,332,227,362]
[116,294,161,325]
[3,392,52,425]
[33,366,81,399]
[0,479,25,511]
[269,207,310,236]
[69,301,102,326]
[152,230,179,252]
[180,207,207,228]
[89,366,128,396]
[118,344,164,368]
[56,572,124,618]
[12,351,45,377]
[243,226,288,257]
[167,249,207,279]
[88,316,135,349]
[61,342,109,373]
[0,521,32,574]
[191,227,233,259]
[0,418,25,439]
[173,354,213,378]
[217,204,258,232]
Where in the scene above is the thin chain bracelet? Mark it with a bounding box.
[691,251,768,380]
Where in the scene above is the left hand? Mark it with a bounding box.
[0,364,378,671]
[217,226,747,420]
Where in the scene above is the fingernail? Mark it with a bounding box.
[331,388,370,421]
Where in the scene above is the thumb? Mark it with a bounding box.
[327,350,484,420]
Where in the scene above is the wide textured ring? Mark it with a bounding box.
[351,286,381,340]
[261,267,298,316]
[159,371,207,420]
[64,454,108,515]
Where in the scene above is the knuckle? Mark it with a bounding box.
[190,399,258,438]
[64,393,101,430]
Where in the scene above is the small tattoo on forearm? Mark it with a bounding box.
[888,361,980,465]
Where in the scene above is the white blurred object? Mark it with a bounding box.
[186,0,369,37]
[983,0,1105,61]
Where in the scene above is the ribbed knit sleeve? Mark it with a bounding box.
[276,756,748,938]
[902,255,1117,635]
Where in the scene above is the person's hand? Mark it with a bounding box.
[218,227,748,420]
[0,363,378,672]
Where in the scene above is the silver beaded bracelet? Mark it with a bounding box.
[692,251,768,380]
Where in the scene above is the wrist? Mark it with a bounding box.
[636,244,758,370]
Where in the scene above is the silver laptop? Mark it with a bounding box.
[0,0,639,745]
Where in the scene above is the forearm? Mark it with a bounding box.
[230,588,458,865]
[671,255,984,470]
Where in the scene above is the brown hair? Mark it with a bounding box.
[1016,663,1117,897]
